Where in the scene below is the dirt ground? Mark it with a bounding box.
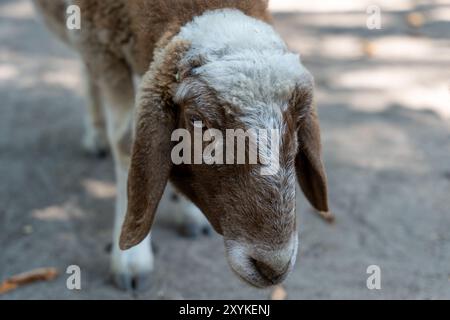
[1,0,449,300]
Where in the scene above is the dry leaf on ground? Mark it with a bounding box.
[406,13,425,28]
[271,285,287,300]
[0,268,59,295]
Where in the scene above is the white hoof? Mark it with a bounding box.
[111,239,154,291]
[174,199,213,238]
[82,127,109,157]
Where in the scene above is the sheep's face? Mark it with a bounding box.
[121,40,329,289]
[169,75,314,287]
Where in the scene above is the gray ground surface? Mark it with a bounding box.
[1,0,449,299]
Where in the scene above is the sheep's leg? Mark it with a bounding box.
[81,66,109,157]
[160,184,212,238]
[99,66,153,291]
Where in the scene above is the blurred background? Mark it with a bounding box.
[0,0,449,299]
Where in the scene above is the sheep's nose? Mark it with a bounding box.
[225,235,298,288]
[251,258,290,284]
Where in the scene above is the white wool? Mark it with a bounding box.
[177,9,309,130]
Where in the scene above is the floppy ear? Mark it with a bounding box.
[119,40,191,250]
[296,102,330,213]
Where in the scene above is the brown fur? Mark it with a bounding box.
[120,39,192,248]
[34,0,270,76]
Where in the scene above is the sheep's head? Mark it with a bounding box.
[120,37,329,288]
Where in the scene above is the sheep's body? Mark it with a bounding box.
[34,0,270,77]
[33,0,330,290]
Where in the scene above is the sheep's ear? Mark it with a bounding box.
[119,40,190,250]
[296,105,330,213]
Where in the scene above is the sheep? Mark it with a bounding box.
[33,0,331,291]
